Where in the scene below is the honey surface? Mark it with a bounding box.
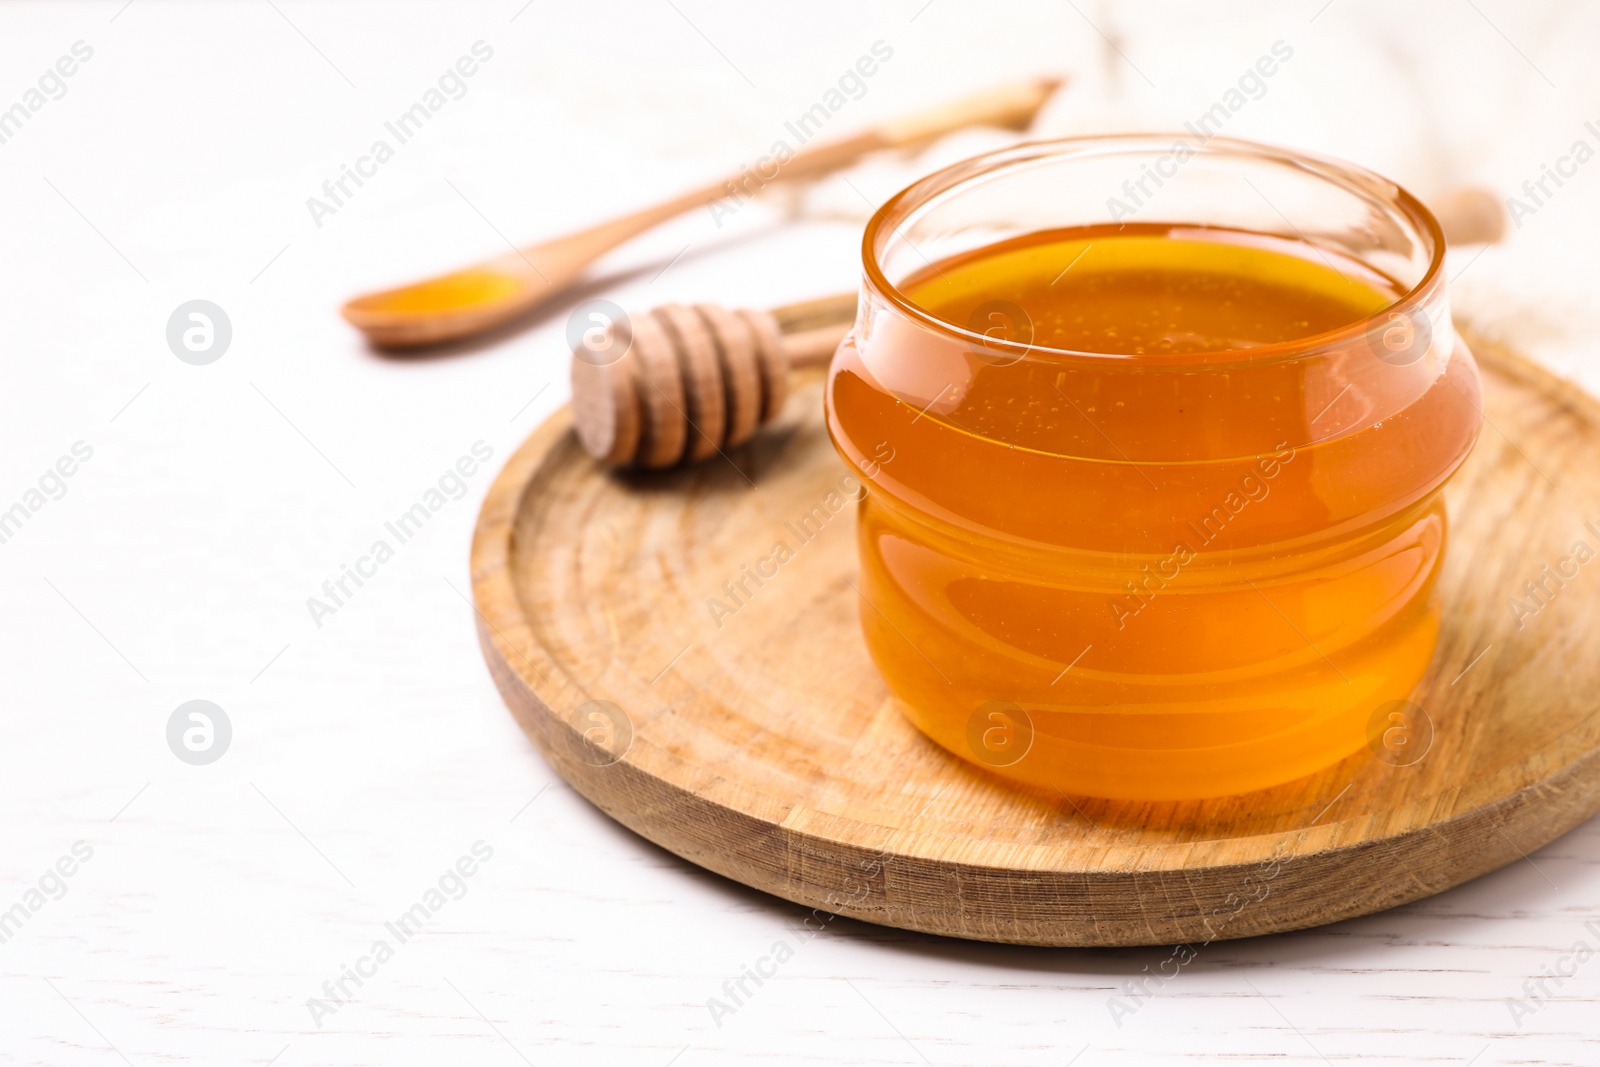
[827,225,1481,799]
[363,267,523,315]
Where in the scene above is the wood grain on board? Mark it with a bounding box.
[470,331,1600,946]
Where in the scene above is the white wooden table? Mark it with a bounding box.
[3,1,1598,1063]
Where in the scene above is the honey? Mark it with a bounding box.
[357,266,524,315]
[828,155,1481,802]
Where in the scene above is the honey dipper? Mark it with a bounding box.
[570,186,1508,469]
[571,292,856,467]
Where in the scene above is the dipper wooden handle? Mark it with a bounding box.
[571,292,857,468]
[1431,185,1508,246]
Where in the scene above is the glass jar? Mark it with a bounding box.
[825,134,1482,801]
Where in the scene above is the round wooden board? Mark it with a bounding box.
[471,331,1600,946]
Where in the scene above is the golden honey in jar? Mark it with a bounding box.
[826,136,1482,800]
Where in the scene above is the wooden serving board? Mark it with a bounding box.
[470,332,1600,946]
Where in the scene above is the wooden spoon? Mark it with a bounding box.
[340,76,1065,349]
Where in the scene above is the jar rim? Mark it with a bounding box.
[860,133,1448,367]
